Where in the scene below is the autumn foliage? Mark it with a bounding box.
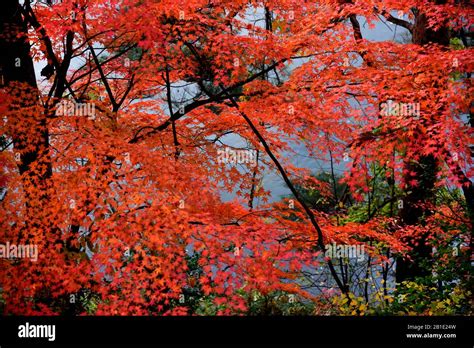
[0,0,473,315]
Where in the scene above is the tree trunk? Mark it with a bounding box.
[1,0,52,234]
[395,8,450,283]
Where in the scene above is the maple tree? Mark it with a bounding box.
[0,0,472,315]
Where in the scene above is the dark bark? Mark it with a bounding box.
[396,155,438,282]
[1,0,52,227]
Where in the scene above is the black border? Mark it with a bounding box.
[0,316,472,346]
